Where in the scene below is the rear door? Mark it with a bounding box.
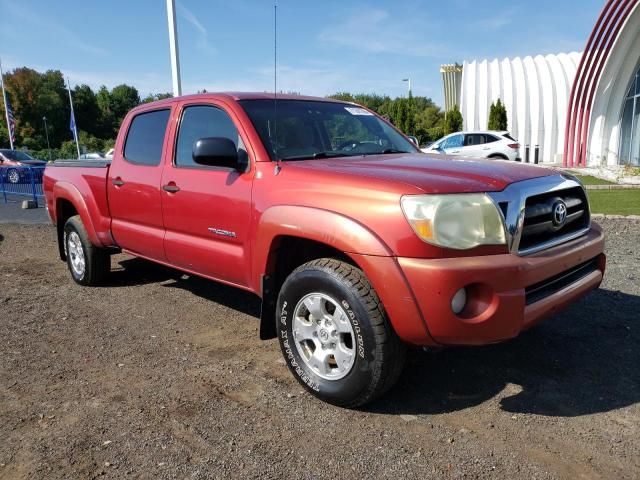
[160,101,254,288]
[107,107,172,261]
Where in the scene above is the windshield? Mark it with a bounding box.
[1,150,35,161]
[239,99,418,161]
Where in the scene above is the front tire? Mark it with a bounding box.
[63,215,110,286]
[276,258,405,407]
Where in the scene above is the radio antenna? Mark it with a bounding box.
[273,3,279,166]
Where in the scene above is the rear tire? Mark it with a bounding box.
[488,154,508,160]
[276,258,406,408]
[63,215,110,286]
[7,168,19,184]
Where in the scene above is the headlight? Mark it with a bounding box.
[401,193,506,250]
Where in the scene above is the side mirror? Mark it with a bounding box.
[407,135,419,147]
[193,137,239,169]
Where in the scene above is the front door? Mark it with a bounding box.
[108,108,172,261]
[160,102,254,288]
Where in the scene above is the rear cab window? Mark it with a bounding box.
[124,109,171,166]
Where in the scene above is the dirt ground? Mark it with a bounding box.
[0,218,638,479]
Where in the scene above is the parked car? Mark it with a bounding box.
[43,93,605,407]
[79,152,105,159]
[0,149,47,184]
[422,131,521,161]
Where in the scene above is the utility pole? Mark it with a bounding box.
[0,58,14,150]
[166,0,182,97]
[66,78,81,159]
[42,116,51,160]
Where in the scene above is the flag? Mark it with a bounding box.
[69,108,77,141]
[4,93,15,144]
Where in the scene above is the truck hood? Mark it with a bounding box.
[285,153,556,193]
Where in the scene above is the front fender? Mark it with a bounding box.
[252,205,434,345]
[252,205,392,289]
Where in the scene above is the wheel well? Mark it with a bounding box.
[56,199,78,260]
[488,153,508,160]
[259,236,355,340]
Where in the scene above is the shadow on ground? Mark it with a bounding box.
[370,288,640,417]
[108,257,261,318]
[107,257,639,418]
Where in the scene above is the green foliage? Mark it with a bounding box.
[327,92,445,145]
[29,148,62,161]
[488,98,508,131]
[60,140,79,159]
[141,93,173,104]
[443,106,463,135]
[0,67,149,151]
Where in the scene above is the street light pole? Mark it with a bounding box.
[42,116,51,161]
[402,78,412,97]
[166,0,182,97]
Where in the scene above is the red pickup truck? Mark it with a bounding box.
[44,93,605,407]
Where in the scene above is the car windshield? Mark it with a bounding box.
[239,99,417,161]
[1,150,35,161]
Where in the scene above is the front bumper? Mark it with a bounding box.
[397,224,605,346]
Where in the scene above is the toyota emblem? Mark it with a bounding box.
[552,200,568,227]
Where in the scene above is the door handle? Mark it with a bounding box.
[450,150,460,154]
[112,178,124,187]
[162,184,180,193]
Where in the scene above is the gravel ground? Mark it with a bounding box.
[0,218,638,479]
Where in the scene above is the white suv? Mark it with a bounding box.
[422,131,521,161]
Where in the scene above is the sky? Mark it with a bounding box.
[0,0,605,107]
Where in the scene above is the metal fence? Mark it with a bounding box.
[0,166,46,206]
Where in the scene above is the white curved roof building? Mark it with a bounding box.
[458,52,581,164]
[442,0,640,168]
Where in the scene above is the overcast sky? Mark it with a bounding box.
[0,0,605,106]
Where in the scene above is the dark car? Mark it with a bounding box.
[0,149,47,184]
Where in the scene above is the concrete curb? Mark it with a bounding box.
[585,184,640,190]
[591,213,640,220]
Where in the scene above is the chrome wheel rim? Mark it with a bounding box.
[292,293,356,381]
[7,169,19,184]
[67,231,85,277]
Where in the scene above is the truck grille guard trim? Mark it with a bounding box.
[488,174,591,256]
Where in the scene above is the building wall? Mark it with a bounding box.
[459,52,581,163]
[569,0,640,167]
[440,64,463,112]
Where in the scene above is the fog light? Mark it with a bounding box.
[451,288,467,315]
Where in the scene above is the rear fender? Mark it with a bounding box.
[53,182,106,251]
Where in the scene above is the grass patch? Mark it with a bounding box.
[573,174,616,185]
[587,190,640,215]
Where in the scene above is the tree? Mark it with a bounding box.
[444,106,463,135]
[73,84,101,137]
[141,93,172,104]
[488,98,508,131]
[108,84,140,134]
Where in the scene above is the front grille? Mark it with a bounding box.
[519,187,590,253]
[525,257,599,305]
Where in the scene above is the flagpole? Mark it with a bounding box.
[0,58,14,150]
[66,77,80,159]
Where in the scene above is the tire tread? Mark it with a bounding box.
[290,258,406,407]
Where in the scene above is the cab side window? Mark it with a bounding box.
[444,134,463,149]
[124,109,171,166]
[175,105,247,167]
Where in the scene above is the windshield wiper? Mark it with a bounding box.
[380,148,412,154]
[279,151,351,161]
